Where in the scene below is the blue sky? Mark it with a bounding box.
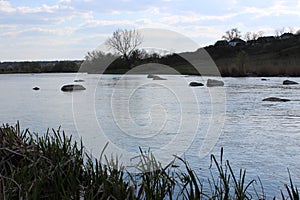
[0,0,299,61]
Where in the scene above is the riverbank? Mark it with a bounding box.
[0,123,299,199]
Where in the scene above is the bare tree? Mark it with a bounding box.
[244,31,264,41]
[288,26,295,33]
[275,27,286,38]
[222,28,242,41]
[105,29,143,63]
[257,31,264,38]
[244,32,252,41]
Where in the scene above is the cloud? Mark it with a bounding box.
[1,0,300,61]
[16,4,61,14]
[0,1,63,14]
[159,12,238,25]
[0,1,16,13]
[80,19,136,28]
[0,26,76,38]
[240,0,300,18]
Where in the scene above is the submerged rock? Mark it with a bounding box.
[283,80,298,85]
[153,76,166,80]
[74,79,85,82]
[147,74,166,80]
[32,86,40,90]
[262,97,290,102]
[189,82,204,87]
[206,79,224,87]
[61,84,86,92]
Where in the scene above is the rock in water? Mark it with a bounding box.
[74,79,85,82]
[153,76,166,80]
[189,82,204,87]
[283,80,298,85]
[147,74,166,80]
[206,79,224,87]
[147,74,156,78]
[262,97,290,102]
[61,84,86,92]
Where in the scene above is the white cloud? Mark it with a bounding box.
[80,19,136,28]
[159,12,238,25]
[0,1,16,13]
[0,1,63,14]
[0,26,76,37]
[32,27,76,36]
[17,6,42,13]
[0,30,25,37]
[240,0,300,18]
[17,4,60,14]
[0,24,16,29]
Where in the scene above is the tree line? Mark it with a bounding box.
[222,27,300,41]
[0,61,81,73]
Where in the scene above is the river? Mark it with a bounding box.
[0,73,299,197]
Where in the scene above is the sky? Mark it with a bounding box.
[0,0,300,61]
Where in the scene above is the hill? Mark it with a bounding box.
[205,33,300,76]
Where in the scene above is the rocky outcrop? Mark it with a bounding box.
[189,82,204,87]
[283,80,298,85]
[206,79,224,87]
[262,97,290,102]
[61,84,86,92]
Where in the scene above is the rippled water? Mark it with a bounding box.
[0,73,300,197]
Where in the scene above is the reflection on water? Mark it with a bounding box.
[0,73,300,197]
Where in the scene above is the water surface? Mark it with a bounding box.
[0,73,299,197]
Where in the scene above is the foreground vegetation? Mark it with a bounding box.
[0,123,299,199]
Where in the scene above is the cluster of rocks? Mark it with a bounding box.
[189,79,224,87]
[33,78,87,92]
[262,79,298,102]
[32,77,298,101]
[188,78,298,103]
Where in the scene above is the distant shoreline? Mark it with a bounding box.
[1,33,299,77]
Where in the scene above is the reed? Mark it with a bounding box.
[0,123,299,199]
[280,169,299,200]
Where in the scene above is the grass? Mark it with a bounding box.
[0,123,299,199]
